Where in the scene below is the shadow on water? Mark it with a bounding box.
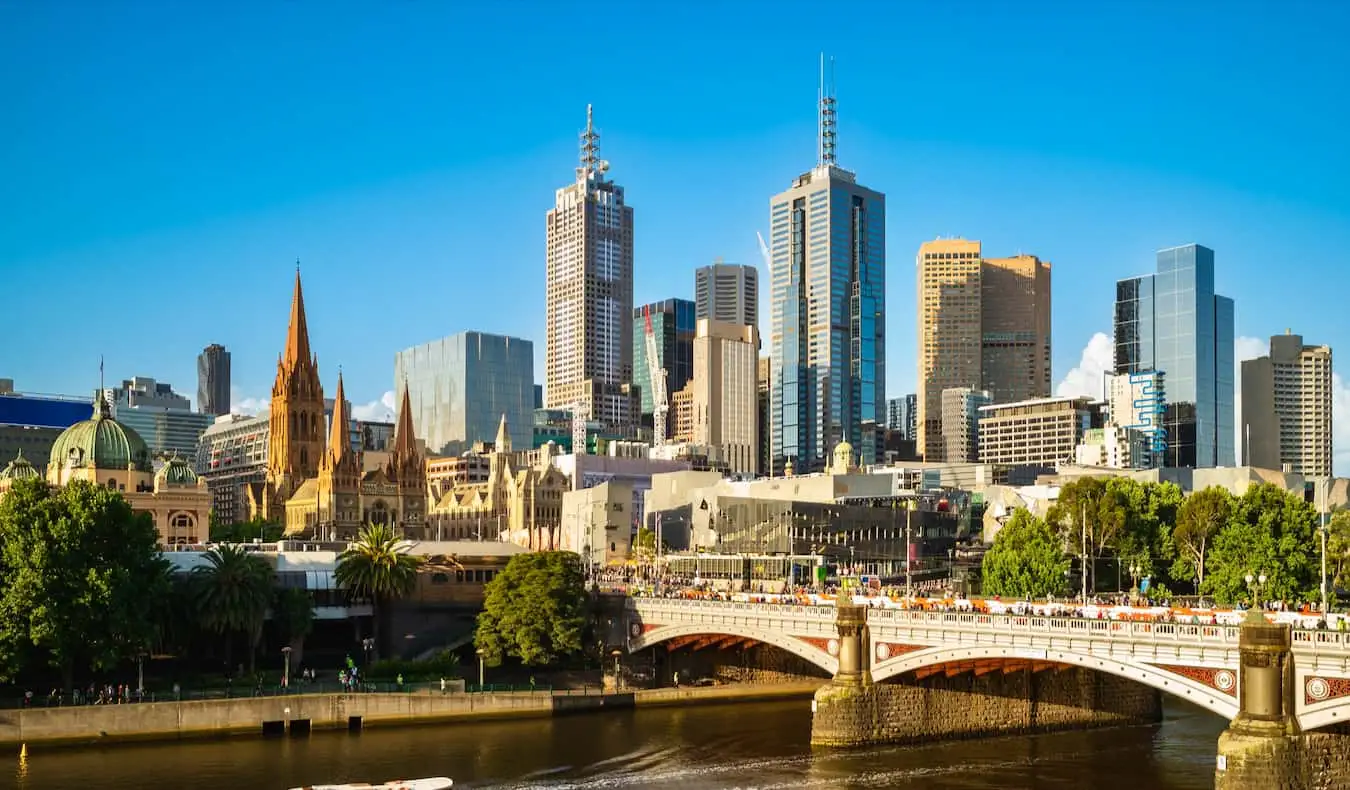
[11,698,1226,790]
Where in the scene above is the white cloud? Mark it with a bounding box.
[1055,332,1113,399]
[351,390,397,422]
[230,387,269,416]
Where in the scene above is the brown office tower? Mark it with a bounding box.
[916,239,1051,461]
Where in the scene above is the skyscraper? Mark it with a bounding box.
[915,240,1052,461]
[1114,243,1235,468]
[1241,331,1332,476]
[197,344,231,416]
[691,319,760,475]
[544,105,636,438]
[632,298,695,433]
[769,58,886,473]
[886,394,917,439]
[695,261,758,327]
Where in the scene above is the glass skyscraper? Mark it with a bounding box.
[394,332,535,456]
[632,298,695,421]
[1113,244,1234,468]
[769,67,885,473]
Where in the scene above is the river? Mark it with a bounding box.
[13,698,1226,789]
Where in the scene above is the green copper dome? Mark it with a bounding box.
[47,394,153,473]
[155,453,198,486]
[1,449,40,481]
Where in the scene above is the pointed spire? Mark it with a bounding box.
[283,265,313,369]
[817,53,837,167]
[328,370,351,461]
[495,413,511,454]
[391,383,418,459]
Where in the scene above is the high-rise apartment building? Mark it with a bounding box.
[940,388,991,463]
[1106,371,1165,468]
[886,394,917,439]
[691,319,759,475]
[769,62,886,473]
[1114,244,1234,468]
[695,262,758,327]
[544,106,636,438]
[394,331,535,457]
[197,344,231,416]
[915,240,1052,461]
[1241,331,1332,476]
[632,298,695,433]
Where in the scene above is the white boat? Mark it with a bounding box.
[289,779,452,790]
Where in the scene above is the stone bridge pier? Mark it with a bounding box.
[810,602,1162,747]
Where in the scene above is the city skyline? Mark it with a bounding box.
[4,3,1349,471]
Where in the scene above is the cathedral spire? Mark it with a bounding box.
[328,370,351,462]
[494,413,511,454]
[284,264,313,368]
[391,383,418,459]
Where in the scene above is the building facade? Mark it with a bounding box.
[0,385,90,476]
[886,394,918,439]
[1241,331,1333,476]
[394,331,534,456]
[769,76,885,473]
[1114,243,1235,468]
[695,261,758,327]
[544,106,636,438]
[103,377,213,461]
[691,319,759,476]
[197,344,231,416]
[757,356,771,477]
[941,388,991,464]
[195,413,269,527]
[916,240,1052,462]
[1106,371,1166,468]
[632,298,695,431]
[978,396,1105,468]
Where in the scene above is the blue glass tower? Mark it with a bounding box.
[1113,244,1234,468]
[769,59,886,473]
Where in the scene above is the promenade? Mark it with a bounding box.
[0,682,823,751]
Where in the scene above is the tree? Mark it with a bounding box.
[210,515,283,544]
[1326,510,1350,589]
[1203,483,1317,605]
[192,544,274,673]
[272,586,316,668]
[0,478,169,690]
[1048,477,1126,593]
[475,551,587,667]
[635,527,657,560]
[335,523,423,657]
[1170,486,1233,592]
[981,509,1070,599]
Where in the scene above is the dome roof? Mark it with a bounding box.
[1,449,40,481]
[155,454,198,486]
[47,395,153,473]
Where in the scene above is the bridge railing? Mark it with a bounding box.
[868,608,1241,644]
[626,599,835,620]
[1292,629,1350,651]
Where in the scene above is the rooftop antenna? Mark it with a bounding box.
[577,104,607,181]
[817,53,837,167]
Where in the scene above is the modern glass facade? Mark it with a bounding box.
[113,406,214,460]
[632,298,695,418]
[770,166,886,472]
[394,332,535,456]
[1113,244,1234,468]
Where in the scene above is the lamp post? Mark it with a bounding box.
[476,648,486,690]
[904,509,913,599]
[1320,478,1330,616]
[137,652,146,697]
[611,649,623,690]
[282,646,292,690]
[1080,501,1089,603]
[361,637,375,671]
[1245,573,1269,609]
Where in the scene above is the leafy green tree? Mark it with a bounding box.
[272,586,315,668]
[1202,483,1317,605]
[335,523,423,657]
[0,478,169,690]
[1169,486,1233,592]
[1048,477,1126,592]
[1326,510,1350,589]
[210,515,283,544]
[981,509,1070,599]
[475,551,587,667]
[193,544,274,672]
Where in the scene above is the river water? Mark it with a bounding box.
[13,698,1225,790]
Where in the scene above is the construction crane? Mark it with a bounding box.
[757,231,771,269]
[643,304,669,446]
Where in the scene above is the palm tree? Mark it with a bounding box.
[335,523,424,658]
[192,544,274,673]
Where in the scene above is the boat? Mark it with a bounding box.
[289,779,452,790]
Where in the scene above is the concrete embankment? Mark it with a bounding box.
[0,682,823,750]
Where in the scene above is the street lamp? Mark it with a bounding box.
[476,648,486,690]
[1320,479,1331,616]
[1245,573,1269,608]
[137,651,147,697]
[282,646,293,690]
[361,637,375,671]
[611,649,623,690]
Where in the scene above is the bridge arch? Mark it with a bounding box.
[870,644,1238,721]
[630,622,839,676]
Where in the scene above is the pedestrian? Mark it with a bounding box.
[396,673,404,691]
[440,677,446,694]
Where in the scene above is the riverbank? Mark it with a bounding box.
[1,681,823,751]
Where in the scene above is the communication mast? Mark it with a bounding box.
[643,304,669,446]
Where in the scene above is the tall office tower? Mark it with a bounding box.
[886,394,917,438]
[916,240,1052,461]
[769,58,886,473]
[395,332,535,456]
[1107,371,1166,468]
[695,261,758,327]
[197,344,231,416]
[691,320,760,475]
[544,105,636,438]
[1114,244,1234,468]
[1241,331,1332,476]
[632,298,695,434]
[757,356,771,476]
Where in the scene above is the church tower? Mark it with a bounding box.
[388,384,427,535]
[260,268,326,519]
[317,371,361,532]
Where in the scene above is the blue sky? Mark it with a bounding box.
[3,2,1349,461]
